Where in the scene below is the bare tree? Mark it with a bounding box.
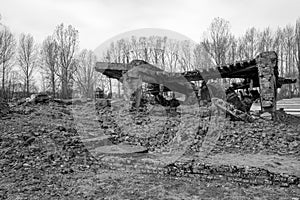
[282,25,294,77]
[258,27,273,52]
[240,27,259,59]
[54,23,78,99]
[147,36,165,68]
[202,17,233,65]
[74,49,96,98]
[295,19,300,94]
[130,36,140,60]
[18,33,36,96]
[161,36,167,69]
[194,43,213,70]
[139,36,149,62]
[7,70,21,99]
[273,28,284,76]
[0,26,16,97]
[165,39,179,72]
[103,49,113,96]
[116,39,128,97]
[236,37,245,61]
[120,38,130,63]
[227,36,237,63]
[41,36,58,97]
[179,40,193,71]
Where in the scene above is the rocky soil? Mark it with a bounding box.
[0,98,10,117]
[0,99,300,199]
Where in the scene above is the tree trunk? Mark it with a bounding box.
[298,72,300,97]
[297,33,300,97]
[7,79,11,100]
[298,58,300,97]
[26,74,30,97]
[280,49,283,76]
[61,66,68,99]
[61,78,68,99]
[51,71,55,97]
[12,83,15,99]
[2,62,5,98]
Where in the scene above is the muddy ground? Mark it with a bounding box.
[0,100,300,199]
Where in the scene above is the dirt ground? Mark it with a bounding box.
[0,100,300,199]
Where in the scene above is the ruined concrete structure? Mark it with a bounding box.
[95,51,296,116]
[256,52,278,114]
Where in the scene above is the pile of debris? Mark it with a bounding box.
[164,160,300,187]
[200,119,299,156]
[2,99,300,195]
[274,109,300,126]
[0,101,100,199]
[95,100,300,157]
[99,154,299,187]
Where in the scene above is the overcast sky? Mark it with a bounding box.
[1,0,300,51]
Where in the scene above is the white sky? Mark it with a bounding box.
[1,0,300,51]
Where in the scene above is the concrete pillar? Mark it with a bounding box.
[256,51,278,115]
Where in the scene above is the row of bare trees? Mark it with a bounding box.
[0,18,98,99]
[0,26,15,98]
[1,16,300,100]
[40,25,99,99]
[40,24,79,99]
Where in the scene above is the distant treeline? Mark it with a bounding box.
[1,17,300,100]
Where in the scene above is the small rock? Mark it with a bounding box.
[32,132,40,136]
[260,112,272,119]
[57,125,67,132]
[286,135,295,142]
[24,137,36,146]
[27,93,50,104]
[23,163,30,167]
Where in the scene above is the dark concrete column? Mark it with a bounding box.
[256,51,278,115]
